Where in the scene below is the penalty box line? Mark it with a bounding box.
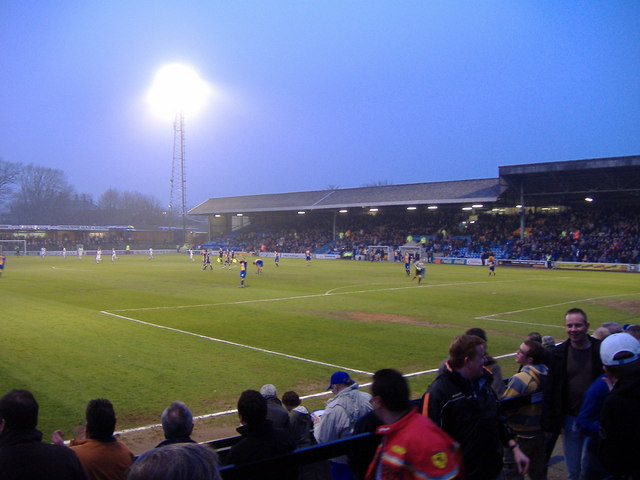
[99,310,374,377]
[475,292,640,329]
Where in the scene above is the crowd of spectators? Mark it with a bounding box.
[207,207,640,264]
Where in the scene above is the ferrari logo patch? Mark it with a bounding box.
[431,451,448,469]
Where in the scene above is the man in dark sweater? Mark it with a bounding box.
[0,389,88,480]
[225,389,296,479]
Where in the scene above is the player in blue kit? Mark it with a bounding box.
[274,251,280,267]
[254,258,264,274]
[488,255,496,276]
[239,257,248,287]
[0,253,6,277]
[305,249,311,266]
[404,253,411,276]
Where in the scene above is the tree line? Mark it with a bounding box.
[0,159,167,226]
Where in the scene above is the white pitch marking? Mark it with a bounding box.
[115,352,521,438]
[110,277,553,313]
[475,292,640,328]
[100,310,374,376]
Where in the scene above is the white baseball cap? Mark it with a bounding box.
[600,333,640,366]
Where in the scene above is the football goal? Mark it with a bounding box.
[0,239,27,256]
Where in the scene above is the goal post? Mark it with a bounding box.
[0,239,27,256]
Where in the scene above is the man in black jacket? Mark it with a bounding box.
[0,389,88,480]
[425,334,529,480]
[541,308,602,480]
[225,389,296,479]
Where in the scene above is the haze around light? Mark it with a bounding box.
[147,64,212,121]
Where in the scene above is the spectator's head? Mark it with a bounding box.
[600,333,640,380]
[515,339,545,366]
[564,308,589,346]
[592,327,611,340]
[0,389,38,432]
[370,369,410,416]
[161,401,194,440]
[448,334,486,379]
[127,443,221,480]
[85,399,116,440]
[527,332,542,343]
[237,390,267,427]
[281,391,301,412]
[625,325,640,341]
[259,384,278,400]
[465,327,487,342]
[601,322,623,334]
[542,335,556,349]
[327,371,354,394]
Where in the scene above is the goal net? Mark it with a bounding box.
[0,239,27,256]
[399,245,424,261]
[367,245,392,261]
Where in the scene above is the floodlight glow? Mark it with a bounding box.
[585,197,593,202]
[428,206,438,210]
[369,208,379,212]
[214,214,221,218]
[339,209,348,213]
[472,204,483,208]
[147,63,212,120]
[298,211,305,215]
[516,204,522,208]
[462,207,472,211]
[407,206,417,210]
[236,213,243,217]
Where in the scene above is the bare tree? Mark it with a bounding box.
[0,159,21,203]
[98,189,164,226]
[9,164,75,223]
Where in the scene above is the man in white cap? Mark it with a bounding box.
[314,371,372,480]
[597,332,640,479]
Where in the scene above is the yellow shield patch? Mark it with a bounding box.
[431,451,448,469]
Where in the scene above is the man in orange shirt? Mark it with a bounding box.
[53,399,134,480]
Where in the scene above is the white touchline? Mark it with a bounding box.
[100,310,374,376]
[475,292,640,328]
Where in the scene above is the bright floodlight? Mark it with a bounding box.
[147,63,212,119]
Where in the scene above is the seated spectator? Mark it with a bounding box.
[282,390,331,480]
[127,443,221,480]
[502,339,549,480]
[53,398,134,480]
[314,371,373,480]
[224,389,296,480]
[260,384,290,430]
[367,369,462,479]
[0,389,88,480]
[281,391,315,448]
[597,333,640,479]
[156,401,197,448]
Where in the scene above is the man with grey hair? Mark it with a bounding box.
[128,443,221,480]
[156,401,196,448]
[259,384,290,430]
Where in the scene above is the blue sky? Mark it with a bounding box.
[1,1,639,210]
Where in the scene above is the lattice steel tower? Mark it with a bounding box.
[169,111,187,241]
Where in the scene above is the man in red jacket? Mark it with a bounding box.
[366,369,462,480]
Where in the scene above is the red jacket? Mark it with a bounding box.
[366,408,462,480]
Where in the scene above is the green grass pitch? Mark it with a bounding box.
[1,253,638,439]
